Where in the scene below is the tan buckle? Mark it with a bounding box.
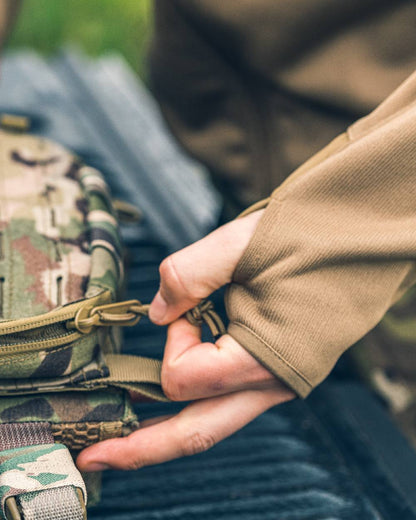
[70,300,150,334]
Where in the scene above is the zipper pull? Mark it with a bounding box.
[69,298,226,340]
[69,300,149,334]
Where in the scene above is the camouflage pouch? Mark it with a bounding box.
[0,116,171,520]
[0,116,225,520]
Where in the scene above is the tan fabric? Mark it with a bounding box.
[227,71,416,396]
[150,0,416,216]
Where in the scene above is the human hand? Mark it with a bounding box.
[77,210,295,472]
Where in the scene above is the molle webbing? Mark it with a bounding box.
[0,423,86,520]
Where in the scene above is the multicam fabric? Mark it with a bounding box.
[0,443,86,518]
[0,390,138,450]
[0,128,124,383]
[0,129,122,319]
[0,390,137,427]
[78,166,123,299]
[0,422,86,519]
[18,486,85,520]
[0,130,91,318]
[0,333,100,380]
[0,127,142,515]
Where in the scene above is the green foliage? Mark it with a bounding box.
[6,0,152,78]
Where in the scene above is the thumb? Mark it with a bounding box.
[149,210,263,325]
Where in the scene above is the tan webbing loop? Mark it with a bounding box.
[185,300,226,339]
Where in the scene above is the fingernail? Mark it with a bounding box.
[84,462,110,472]
[149,292,168,323]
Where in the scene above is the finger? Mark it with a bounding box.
[162,318,286,401]
[148,210,264,325]
[139,415,174,428]
[77,386,292,472]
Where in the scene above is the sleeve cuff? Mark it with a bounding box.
[228,321,313,398]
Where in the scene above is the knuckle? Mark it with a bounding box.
[159,256,175,283]
[125,458,144,471]
[181,430,216,457]
[159,256,194,300]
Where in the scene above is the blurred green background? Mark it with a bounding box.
[6,0,153,79]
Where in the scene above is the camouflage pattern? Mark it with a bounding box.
[0,130,122,315]
[0,334,99,380]
[79,166,124,298]
[0,132,90,318]
[0,128,123,383]
[0,443,86,517]
[0,390,138,450]
[0,349,111,394]
[0,389,137,428]
[0,127,140,514]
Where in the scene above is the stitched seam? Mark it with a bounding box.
[231,321,313,388]
[348,96,416,142]
[0,333,81,353]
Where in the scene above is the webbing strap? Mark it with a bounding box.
[0,423,86,520]
[99,354,168,401]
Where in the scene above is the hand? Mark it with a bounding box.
[77,210,295,472]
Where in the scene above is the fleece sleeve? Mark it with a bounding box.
[225,70,416,397]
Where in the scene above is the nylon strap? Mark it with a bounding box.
[100,354,168,401]
[0,423,86,520]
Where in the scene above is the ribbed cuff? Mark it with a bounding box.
[228,321,313,398]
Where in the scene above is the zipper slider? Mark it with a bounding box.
[69,300,150,334]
